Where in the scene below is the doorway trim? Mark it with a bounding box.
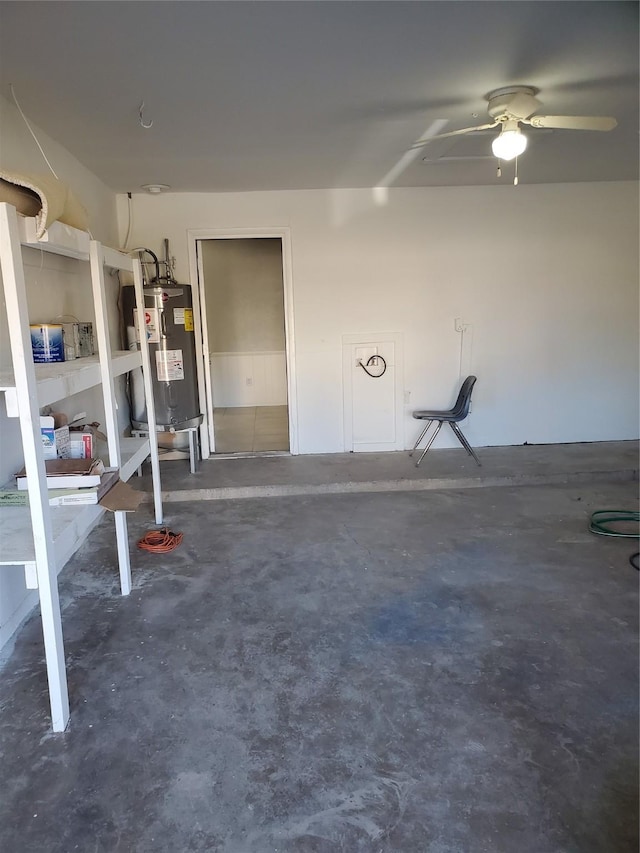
[187,227,298,458]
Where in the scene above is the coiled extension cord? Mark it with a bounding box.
[137,527,184,553]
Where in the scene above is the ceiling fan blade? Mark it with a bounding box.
[527,115,617,131]
[409,121,499,149]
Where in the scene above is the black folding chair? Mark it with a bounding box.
[410,375,480,468]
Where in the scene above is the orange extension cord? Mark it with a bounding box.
[136,527,184,553]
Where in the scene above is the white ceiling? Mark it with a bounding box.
[0,1,638,193]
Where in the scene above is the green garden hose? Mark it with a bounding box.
[588,510,640,538]
[588,510,640,570]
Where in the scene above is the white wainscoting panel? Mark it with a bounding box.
[211,351,287,407]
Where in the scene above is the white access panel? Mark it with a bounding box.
[342,333,404,452]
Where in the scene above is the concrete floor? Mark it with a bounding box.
[0,442,638,852]
[141,439,639,501]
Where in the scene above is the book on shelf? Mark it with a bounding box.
[2,468,120,507]
[15,457,105,491]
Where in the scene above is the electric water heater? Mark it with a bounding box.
[122,282,203,433]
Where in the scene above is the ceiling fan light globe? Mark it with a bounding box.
[492,129,527,161]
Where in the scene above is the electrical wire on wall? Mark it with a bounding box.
[358,355,387,378]
[10,84,59,180]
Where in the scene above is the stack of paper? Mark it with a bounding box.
[2,465,118,507]
[15,458,104,491]
[4,459,143,512]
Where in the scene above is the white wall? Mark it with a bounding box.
[0,96,118,247]
[210,351,288,408]
[201,238,285,352]
[201,238,287,407]
[0,94,119,650]
[118,182,639,454]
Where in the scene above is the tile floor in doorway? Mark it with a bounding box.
[212,405,289,453]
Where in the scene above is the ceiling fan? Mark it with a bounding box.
[410,85,617,182]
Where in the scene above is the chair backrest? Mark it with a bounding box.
[452,375,477,419]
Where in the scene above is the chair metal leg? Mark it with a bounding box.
[409,420,433,456]
[415,421,443,467]
[449,422,481,466]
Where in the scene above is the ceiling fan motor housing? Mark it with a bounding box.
[486,85,540,121]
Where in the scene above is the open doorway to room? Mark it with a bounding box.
[195,234,295,456]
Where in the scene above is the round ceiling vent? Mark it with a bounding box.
[141,184,171,194]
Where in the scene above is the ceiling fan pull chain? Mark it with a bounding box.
[514,156,519,186]
[496,160,502,178]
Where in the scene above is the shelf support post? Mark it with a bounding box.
[132,256,163,525]
[89,240,132,593]
[0,203,70,732]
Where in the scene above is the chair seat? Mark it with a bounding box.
[413,409,461,421]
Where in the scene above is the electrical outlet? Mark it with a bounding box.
[246,377,253,386]
[355,345,379,366]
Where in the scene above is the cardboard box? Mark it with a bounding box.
[68,430,93,459]
[40,416,70,459]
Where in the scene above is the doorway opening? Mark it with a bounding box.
[192,232,297,457]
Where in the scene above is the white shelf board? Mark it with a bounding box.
[111,350,142,377]
[119,436,150,481]
[102,245,134,274]
[0,502,104,569]
[16,214,132,270]
[0,440,148,571]
[0,351,142,416]
[17,215,91,261]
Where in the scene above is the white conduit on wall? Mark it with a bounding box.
[457,321,474,380]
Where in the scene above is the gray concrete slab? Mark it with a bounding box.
[1,477,638,852]
[136,440,639,502]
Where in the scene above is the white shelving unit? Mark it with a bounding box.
[0,202,163,732]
